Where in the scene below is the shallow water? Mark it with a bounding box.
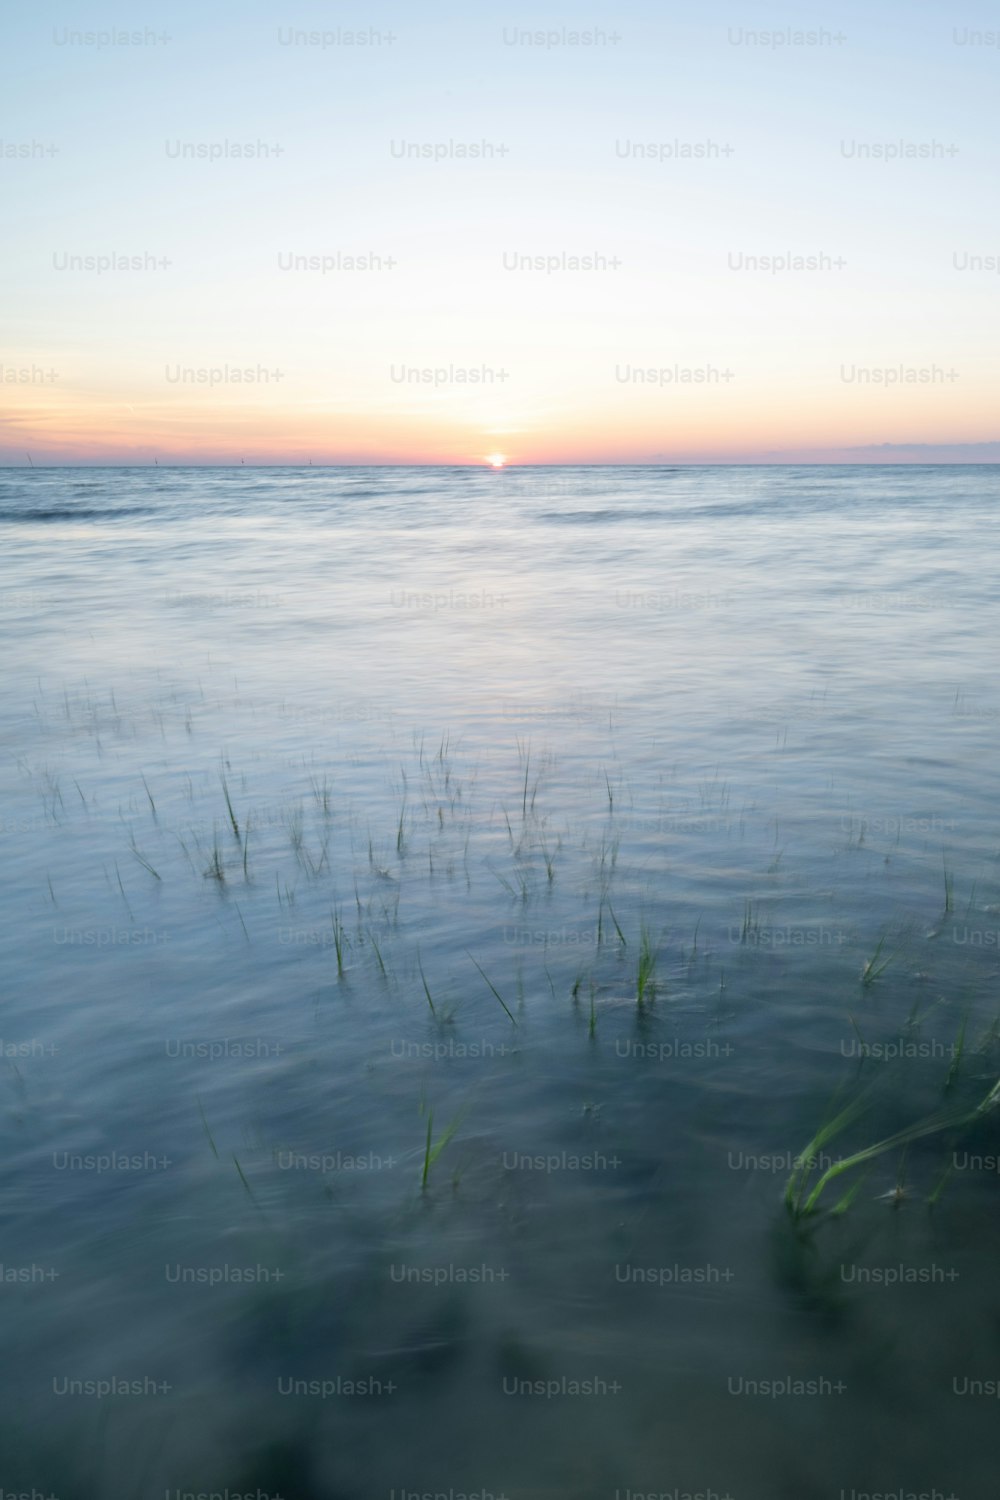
[2,464,999,1498]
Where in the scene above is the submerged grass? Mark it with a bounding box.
[232,1152,261,1207]
[369,930,388,978]
[421,1109,461,1188]
[331,907,347,977]
[233,900,250,944]
[605,899,627,948]
[928,1159,955,1209]
[196,1094,219,1159]
[636,921,659,1004]
[468,952,517,1026]
[205,827,225,883]
[23,696,1000,1302]
[860,931,893,988]
[221,772,240,840]
[786,1072,1000,1220]
[129,836,162,881]
[113,859,134,919]
[417,951,437,1017]
[740,900,761,943]
[944,1012,967,1091]
[140,773,157,819]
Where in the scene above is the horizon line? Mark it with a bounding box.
[4,460,1000,471]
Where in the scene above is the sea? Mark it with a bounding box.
[1,464,998,1498]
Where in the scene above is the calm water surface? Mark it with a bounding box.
[1,465,999,1497]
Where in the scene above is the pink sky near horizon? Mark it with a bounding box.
[3,380,998,466]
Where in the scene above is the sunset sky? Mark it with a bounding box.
[3,0,999,465]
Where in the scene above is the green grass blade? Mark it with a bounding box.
[467,953,517,1026]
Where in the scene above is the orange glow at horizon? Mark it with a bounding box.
[2,381,999,466]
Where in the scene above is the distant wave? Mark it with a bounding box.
[320,485,428,499]
[537,508,669,524]
[0,506,155,522]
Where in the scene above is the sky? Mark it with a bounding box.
[2,0,999,465]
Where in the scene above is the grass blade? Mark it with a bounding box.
[467,952,517,1026]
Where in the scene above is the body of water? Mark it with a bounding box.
[2,464,999,1497]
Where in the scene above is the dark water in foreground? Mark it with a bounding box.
[1,465,999,1498]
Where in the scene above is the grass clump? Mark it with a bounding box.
[785,1073,1000,1221]
[205,827,226,882]
[331,907,347,977]
[637,922,659,1004]
[740,901,761,943]
[421,1109,461,1189]
[860,931,893,988]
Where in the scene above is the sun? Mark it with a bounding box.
[485,453,507,468]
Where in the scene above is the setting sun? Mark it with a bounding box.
[485,454,507,468]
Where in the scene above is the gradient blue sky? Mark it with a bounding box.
[2,0,999,463]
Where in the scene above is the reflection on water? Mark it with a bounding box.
[1,465,999,1498]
